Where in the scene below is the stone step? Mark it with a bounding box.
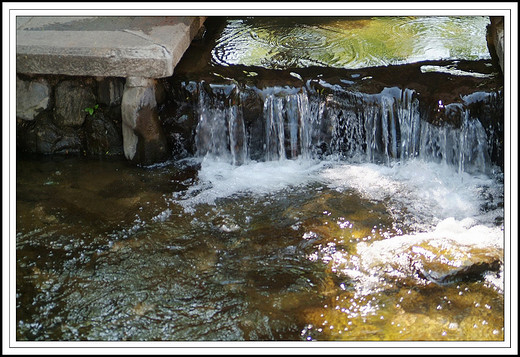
[16,16,207,78]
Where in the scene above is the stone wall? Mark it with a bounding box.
[16,75,124,157]
[17,74,171,162]
[16,73,173,164]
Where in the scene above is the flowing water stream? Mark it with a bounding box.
[16,16,505,342]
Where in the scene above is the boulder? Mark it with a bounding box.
[54,79,97,128]
[487,17,504,73]
[17,111,82,154]
[16,76,51,120]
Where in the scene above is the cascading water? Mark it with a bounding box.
[190,80,500,175]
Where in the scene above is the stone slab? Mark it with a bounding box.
[16,16,206,78]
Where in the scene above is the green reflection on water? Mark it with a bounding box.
[212,16,491,69]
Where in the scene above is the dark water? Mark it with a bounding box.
[15,16,505,342]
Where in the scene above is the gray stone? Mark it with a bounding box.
[121,77,168,165]
[488,17,504,73]
[16,114,57,154]
[16,76,50,120]
[16,16,207,78]
[97,77,125,107]
[54,80,97,128]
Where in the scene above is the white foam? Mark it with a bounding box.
[174,156,504,293]
[176,158,503,232]
[320,159,502,230]
[177,157,329,212]
[355,217,503,266]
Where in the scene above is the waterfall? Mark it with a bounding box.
[194,82,248,165]
[190,80,498,174]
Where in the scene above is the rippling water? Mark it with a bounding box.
[16,155,504,341]
[212,16,491,69]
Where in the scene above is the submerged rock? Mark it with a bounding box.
[333,217,503,288]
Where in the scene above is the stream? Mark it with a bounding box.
[16,16,505,342]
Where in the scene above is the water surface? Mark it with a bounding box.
[16,155,504,341]
[212,16,491,69]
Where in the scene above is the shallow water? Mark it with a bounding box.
[16,154,504,341]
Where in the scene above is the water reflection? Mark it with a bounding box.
[212,16,491,69]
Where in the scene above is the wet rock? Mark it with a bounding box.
[54,79,97,128]
[96,77,124,107]
[17,113,58,153]
[463,91,504,171]
[345,218,503,287]
[153,79,167,106]
[160,108,197,159]
[487,16,504,73]
[17,111,82,154]
[32,204,58,224]
[84,109,123,156]
[16,76,51,120]
[240,88,264,160]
